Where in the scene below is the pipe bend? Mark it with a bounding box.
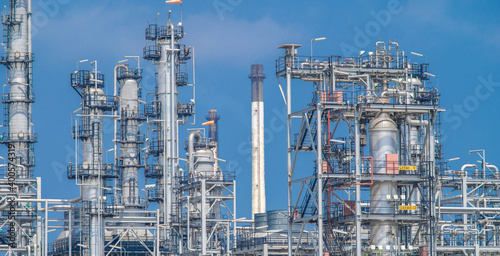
[188,131,201,173]
[461,164,476,173]
[381,88,413,99]
[486,164,499,174]
[405,116,428,126]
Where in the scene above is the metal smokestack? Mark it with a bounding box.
[206,109,220,145]
[249,64,266,216]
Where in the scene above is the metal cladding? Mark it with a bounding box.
[250,64,266,216]
[117,67,144,210]
[0,0,39,254]
[250,64,265,102]
[369,113,398,248]
[3,0,34,178]
[143,19,195,253]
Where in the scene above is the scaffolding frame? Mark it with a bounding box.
[276,42,444,256]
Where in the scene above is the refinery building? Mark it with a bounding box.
[0,1,498,256]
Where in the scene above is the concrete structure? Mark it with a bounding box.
[249,64,266,216]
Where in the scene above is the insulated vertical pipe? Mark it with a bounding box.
[317,107,323,256]
[354,109,362,256]
[249,64,266,216]
[286,65,292,256]
[369,113,398,250]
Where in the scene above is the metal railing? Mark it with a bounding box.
[1,14,23,24]
[180,170,235,183]
[143,45,160,60]
[117,67,142,80]
[71,70,105,89]
[0,132,37,143]
[83,94,117,110]
[0,52,34,63]
[67,163,118,179]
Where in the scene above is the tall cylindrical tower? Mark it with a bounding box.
[1,0,35,178]
[69,68,117,256]
[0,0,38,253]
[369,113,398,248]
[206,109,220,145]
[116,67,145,211]
[144,17,194,252]
[249,64,266,216]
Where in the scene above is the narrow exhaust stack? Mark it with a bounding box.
[249,64,266,216]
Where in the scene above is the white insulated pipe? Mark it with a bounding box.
[188,131,201,174]
[381,88,413,100]
[461,164,476,174]
[406,116,429,127]
[250,64,266,216]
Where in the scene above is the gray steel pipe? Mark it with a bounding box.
[188,131,201,174]
[406,116,428,126]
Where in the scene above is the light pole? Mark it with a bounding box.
[425,72,439,91]
[311,37,326,60]
[76,59,88,71]
[411,52,427,63]
[106,148,114,164]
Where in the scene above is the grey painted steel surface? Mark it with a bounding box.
[254,213,268,232]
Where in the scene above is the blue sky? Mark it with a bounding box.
[3,0,499,220]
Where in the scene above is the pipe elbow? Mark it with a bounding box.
[188,131,201,148]
[406,116,428,126]
[188,131,201,172]
[486,164,499,174]
[461,164,476,173]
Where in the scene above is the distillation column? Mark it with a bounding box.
[144,18,191,251]
[158,23,178,230]
[69,68,117,256]
[369,113,398,249]
[0,0,38,252]
[117,67,144,212]
[3,0,34,178]
[249,64,266,216]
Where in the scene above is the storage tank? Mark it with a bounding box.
[254,213,268,233]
